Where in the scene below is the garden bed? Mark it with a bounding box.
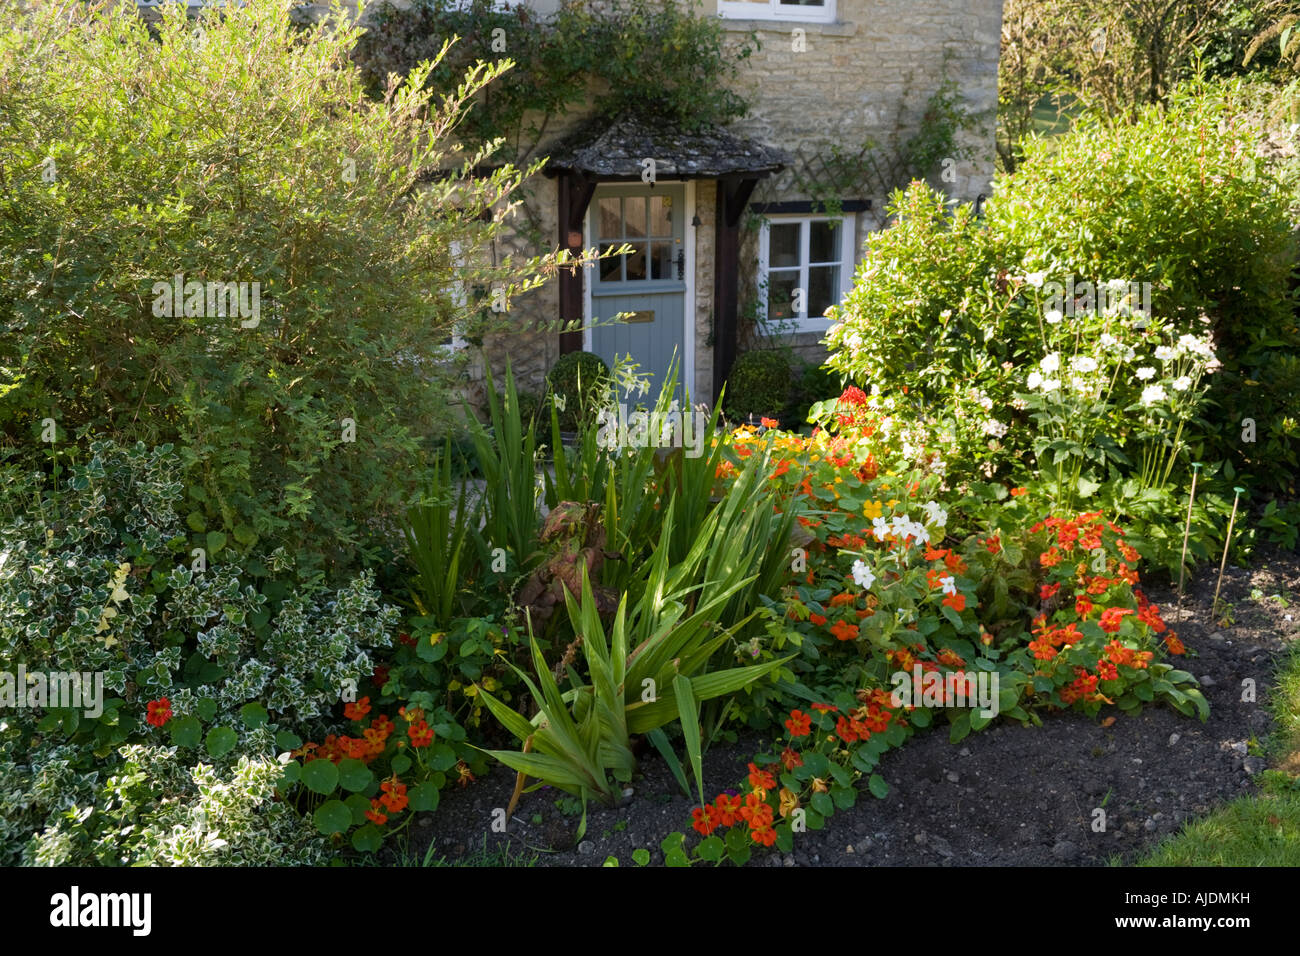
[406,552,1300,867]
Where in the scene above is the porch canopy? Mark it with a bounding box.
[544,114,788,403]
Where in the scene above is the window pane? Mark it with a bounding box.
[598,198,621,240]
[624,243,647,281]
[650,241,674,280]
[624,196,646,238]
[778,0,825,6]
[809,220,840,263]
[769,223,801,269]
[767,272,799,321]
[599,243,622,282]
[808,265,839,317]
[650,195,673,237]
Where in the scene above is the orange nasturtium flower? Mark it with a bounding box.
[784,709,812,738]
[778,787,800,819]
[344,696,371,721]
[830,619,859,641]
[747,762,777,792]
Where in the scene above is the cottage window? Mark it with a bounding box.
[757,214,856,333]
[717,0,837,25]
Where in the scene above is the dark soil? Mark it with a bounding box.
[404,551,1300,867]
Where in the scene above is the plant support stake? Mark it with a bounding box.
[1211,486,1245,616]
[1175,462,1201,627]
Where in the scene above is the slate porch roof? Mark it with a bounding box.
[543,113,789,180]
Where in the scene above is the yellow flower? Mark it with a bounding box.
[863,500,883,519]
[886,499,899,509]
[779,787,800,819]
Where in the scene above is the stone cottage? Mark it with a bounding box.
[475,0,1005,406]
[140,0,1005,408]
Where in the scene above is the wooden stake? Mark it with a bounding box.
[1211,486,1244,617]
[1175,463,1201,627]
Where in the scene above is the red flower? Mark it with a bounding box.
[830,619,859,641]
[380,777,409,813]
[364,799,388,825]
[784,709,812,738]
[692,804,721,835]
[808,613,827,627]
[747,762,777,792]
[714,793,743,826]
[943,592,967,613]
[1075,594,1094,617]
[760,417,780,429]
[1165,633,1186,655]
[1010,487,1028,497]
[371,664,390,688]
[1040,583,1060,600]
[779,746,804,771]
[407,720,434,748]
[835,716,859,743]
[810,702,838,714]
[749,822,778,846]
[1098,607,1133,634]
[839,386,868,407]
[1096,659,1119,681]
[146,698,173,728]
[344,696,371,721]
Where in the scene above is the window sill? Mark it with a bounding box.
[719,18,857,37]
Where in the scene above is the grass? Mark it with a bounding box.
[386,833,541,868]
[1131,637,1300,866]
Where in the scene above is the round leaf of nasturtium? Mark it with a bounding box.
[300,758,340,795]
[632,849,650,866]
[695,836,724,862]
[337,758,373,793]
[429,743,457,771]
[239,702,269,729]
[868,773,889,799]
[169,715,202,748]
[391,754,412,775]
[344,793,372,825]
[313,800,352,835]
[204,725,238,758]
[407,783,440,812]
[351,824,384,853]
[279,761,300,786]
[275,730,303,752]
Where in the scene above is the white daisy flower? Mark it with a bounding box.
[1041,378,1061,391]
[1045,309,1063,325]
[1040,352,1060,373]
[1154,345,1177,361]
[1141,384,1167,406]
[1135,367,1156,381]
[1026,272,1046,288]
[1172,375,1191,391]
[1099,333,1118,348]
[1026,371,1044,390]
[1071,356,1098,373]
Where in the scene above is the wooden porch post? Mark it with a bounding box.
[712,175,758,404]
[557,171,596,355]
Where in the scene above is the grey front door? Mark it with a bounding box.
[589,184,687,402]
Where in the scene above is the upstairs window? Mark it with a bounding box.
[717,0,837,24]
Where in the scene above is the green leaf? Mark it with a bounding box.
[351,824,383,852]
[695,835,725,862]
[313,800,352,835]
[868,773,889,799]
[301,758,340,795]
[206,530,227,555]
[169,715,201,748]
[811,790,834,816]
[673,674,705,807]
[239,702,269,729]
[391,754,412,775]
[275,730,303,752]
[429,743,458,771]
[337,758,373,792]
[408,783,440,812]
[204,725,238,758]
[632,848,650,866]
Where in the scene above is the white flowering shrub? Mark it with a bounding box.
[0,441,400,864]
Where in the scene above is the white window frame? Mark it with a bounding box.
[757,213,856,333]
[717,0,837,24]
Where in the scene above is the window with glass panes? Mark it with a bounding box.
[717,0,836,23]
[759,215,855,332]
[595,192,681,286]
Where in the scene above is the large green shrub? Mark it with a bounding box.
[0,1,561,576]
[724,350,794,422]
[545,351,611,432]
[827,80,1300,489]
